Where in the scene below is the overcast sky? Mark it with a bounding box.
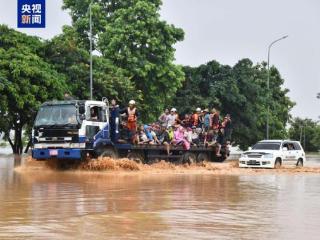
[1,0,319,120]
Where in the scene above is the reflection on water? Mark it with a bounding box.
[0,155,320,239]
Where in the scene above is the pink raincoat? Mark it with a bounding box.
[174,127,190,150]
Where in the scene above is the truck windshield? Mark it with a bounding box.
[35,104,78,127]
[252,143,281,150]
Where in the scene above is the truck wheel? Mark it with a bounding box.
[197,153,209,163]
[127,152,145,164]
[183,152,197,165]
[296,158,303,167]
[274,158,282,169]
[100,148,118,159]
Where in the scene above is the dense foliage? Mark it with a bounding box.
[43,26,140,103]
[0,0,298,153]
[288,118,320,152]
[174,59,295,149]
[0,25,66,153]
[62,0,185,121]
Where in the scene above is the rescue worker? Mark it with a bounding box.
[192,108,201,128]
[120,100,139,142]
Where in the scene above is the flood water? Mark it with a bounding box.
[1,154,320,239]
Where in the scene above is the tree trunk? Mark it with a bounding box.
[7,125,24,155]
[15,127,23,155]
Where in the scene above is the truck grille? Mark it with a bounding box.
[40,129,78,137]
[35,129,79,143]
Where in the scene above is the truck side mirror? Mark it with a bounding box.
[248,147,252,151]
[282,147,288,151]
[79,105,85,115]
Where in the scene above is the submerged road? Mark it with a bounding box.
[0,153,320,239]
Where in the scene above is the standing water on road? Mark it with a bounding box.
[1,154,320,239]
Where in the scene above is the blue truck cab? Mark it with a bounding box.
[32,100,114,160]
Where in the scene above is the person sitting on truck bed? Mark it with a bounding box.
[172,125,190,150]
[158,126,171,155]
[191,126,200,146]
[137,125,150,144]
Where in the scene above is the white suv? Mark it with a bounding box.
[239,140,306,169]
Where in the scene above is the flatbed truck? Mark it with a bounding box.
[31,100,229,163]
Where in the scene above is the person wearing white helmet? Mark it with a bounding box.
[120,100,139,142]
[167,108,177,127]
[192,107,202,128]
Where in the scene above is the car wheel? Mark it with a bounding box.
[296,158,303,167]
[274,158,282,169]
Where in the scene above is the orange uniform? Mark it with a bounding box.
[127,107,137,131]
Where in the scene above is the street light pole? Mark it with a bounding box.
[266,35,288,139]
[89,3,93,100]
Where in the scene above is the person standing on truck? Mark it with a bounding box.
[110,99,120,143]
[192,108,201,128]
[221,114,232,141]
[211,108,220,130]
[203,109,211,132]
[211,108,220,141]
[158,109,169,127]
[120,100,139,142]
[167,108,177,127]
[181,114,192,128]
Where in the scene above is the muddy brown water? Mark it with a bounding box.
[1,154,320,239]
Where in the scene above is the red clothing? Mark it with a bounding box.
[192,113,199,126]
[127,107,137,131]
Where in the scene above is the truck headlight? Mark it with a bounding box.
[264,153,273,158]
[240,153,248,158]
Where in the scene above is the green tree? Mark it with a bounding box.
[174,58,294,149]
[43,26,141,102]
[63,0,185,121]
[288,118,320,152]
[0,25,66,154]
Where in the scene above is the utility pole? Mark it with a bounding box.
[89,3,93,100]
[303,126,306,150]
[266,35,288,139]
